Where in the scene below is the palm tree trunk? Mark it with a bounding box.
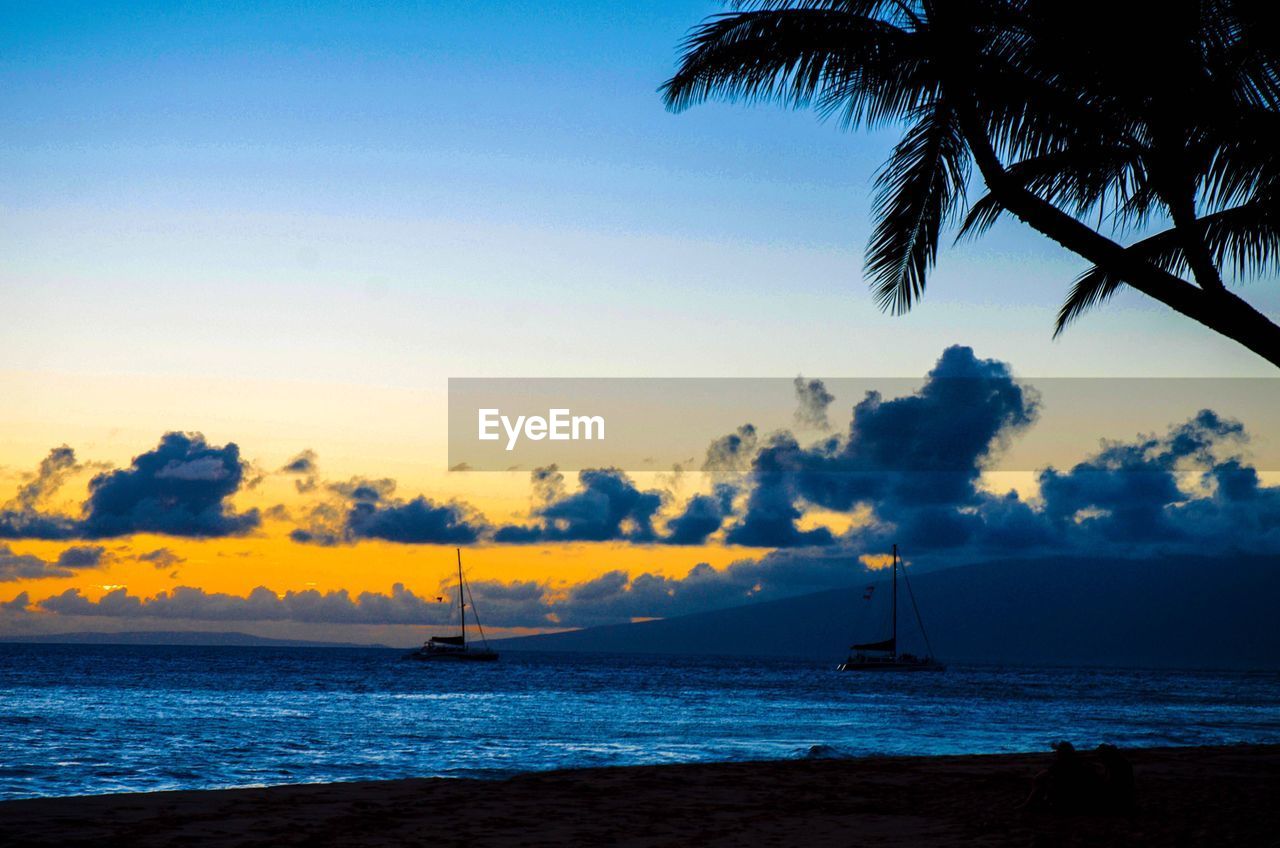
[956,111,1280,368]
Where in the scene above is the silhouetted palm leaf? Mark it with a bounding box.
[867,101,968,313]
[664,0,1280,366]
[1056,199,1280,333]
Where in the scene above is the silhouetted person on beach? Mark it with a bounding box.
[1096,744,1136,813]
[1019,742,1095,813]
[1019,741,1136,815]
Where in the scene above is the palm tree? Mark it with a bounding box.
[661,0,1280,367]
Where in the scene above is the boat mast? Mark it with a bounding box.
[457,547,466,647]
[891,543,898,659]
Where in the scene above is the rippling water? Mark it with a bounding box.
[2,644,1278,799]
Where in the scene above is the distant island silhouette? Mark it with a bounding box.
[496,554,1280,669]
[0,631,389,649]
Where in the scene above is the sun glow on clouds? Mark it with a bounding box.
[3,346,1279,643]
[858,553,895,571]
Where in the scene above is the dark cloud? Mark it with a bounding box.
[38,583,466,626]
[347,497,487,544]
[279,449,319,493]
[0,544,105,582]
[57,545,106,568]
[794,377,835,430]
[1,592,30,612]
[80,433,260,538]
[663,484,736,545]
[0,510,79,541]
[10,446,80,511]
[292,477,487,546]
[495,468,665,544]
[2,347,1276,590]
[26,550,868,628]
[1033,409,1273,553]
[0,447,85,540]
[702,424,758,480]
[724,346,1038,548]
[139,547,184,569]
[328,477,397,502]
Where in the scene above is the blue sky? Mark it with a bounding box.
[3,0,1276,388]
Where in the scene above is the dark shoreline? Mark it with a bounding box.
[3,743,1278,846]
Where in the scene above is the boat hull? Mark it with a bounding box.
[403,649,499,662]
[838,660,945,672]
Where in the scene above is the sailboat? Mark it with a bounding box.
[838,544,944,672]
[404,549,499,662]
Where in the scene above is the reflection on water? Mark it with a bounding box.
[2,644,1278,799]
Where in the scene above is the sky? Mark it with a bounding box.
[2,1,1277,645]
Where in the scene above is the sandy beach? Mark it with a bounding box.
[2,744,1276,847]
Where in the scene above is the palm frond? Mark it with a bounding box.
[866,101,970,313]
[956,143,1145,240]
[1055,199,1280,334]
[660,7,918,130]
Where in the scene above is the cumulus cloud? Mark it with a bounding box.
[79,433,260,538]
[0,510,79,540]
[0,544,106,582]
[26,550,867,628]
[1,592,30,612]
[38,583,462,625]
[9,445,81,511]
[703,424,759,482]
[663,484,736,545]
[2,347,1277,583]
[139,547,184,569]
[292,476,488,546]
[725,346,1038,548]
[1031,409,1277,555]
[2,433,261,541]
[794,377,835,431]
[0,447,86,540]
[495,468,665,544]
[279,450,320,493]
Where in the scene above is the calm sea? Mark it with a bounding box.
[2,644,1278,800]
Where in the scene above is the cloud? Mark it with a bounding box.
[77,433,260,538]
[26,550,868,628]
[347,497,487,544]
[2,347,1276,583]
[495,467,735,546]
[20,403,1280,628]
[8,445,80,511]
[1,592,30,612]
[292,477,488,546]
[495,467,665,544]
[725,346,1038,547]
[56,545,107,568]
[702,424,758,481]
[139,547,184,569]
[279,449,320,493]
[0,544,106,582]
[794,377,835,430]
[0,447,85,540]
[1032,409,1276,554]
[2,431,266,543]
[663,484,736,545]
[37,583,462,625]
[0,510,79,541]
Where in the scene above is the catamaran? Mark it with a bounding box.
[404,549,499,662]
[839,544,944,672]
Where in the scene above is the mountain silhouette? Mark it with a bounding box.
[497,555,1279,669]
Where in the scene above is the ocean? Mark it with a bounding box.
[2,644,1278,800]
